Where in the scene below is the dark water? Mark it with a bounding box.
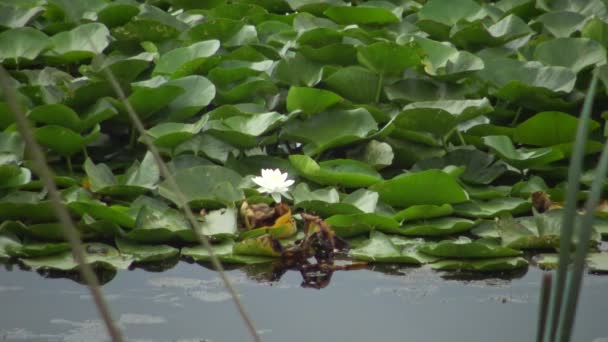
[1,261,608,342]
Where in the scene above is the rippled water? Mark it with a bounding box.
[1,261,608,342]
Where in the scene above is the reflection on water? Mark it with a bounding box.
[1,260,608,342]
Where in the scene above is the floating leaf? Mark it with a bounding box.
[146,116,208,149]
[453,198,531,219]
[513,111,599,146]
[0,27,50,64]
[286,86,342,115]
[412,147,507,185]
[158,165,244,208]
[115,237,179,263]
[289,155,382,188]
[324,66,380,103]
[22,243,132,271]
[326,213,400,237]
[534,37,606,73]
[483,135,564,169]
[393,204,454,222]
[182,239,274,264]
[281,108,378,155]
[381,217,476,237]
[430,257,528,271]
[234,234,283,257]
[420,237,522,259]
[356,41,421,75]
[587,253,608,272]
[154,40,220,77]
[44,23,111,63]
[349,231,436,264]
[207,111,287,148]
[324,6,400,25]
[371,170,469,208]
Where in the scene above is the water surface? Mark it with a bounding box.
[1,262,608,341]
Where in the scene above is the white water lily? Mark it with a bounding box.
[252,168,294,203]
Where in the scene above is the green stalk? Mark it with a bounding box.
[543,70,599,342]
[556,138,608,342]
[375,73,384,103]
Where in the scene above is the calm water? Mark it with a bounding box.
[1,261,608,342]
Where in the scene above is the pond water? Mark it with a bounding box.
[1,262,608,342]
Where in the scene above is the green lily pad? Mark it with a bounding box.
[84,152,160,197]
[450,14,533,50]
[115,237,179,263]
[35,124,100,157]
[153,39,220,77]
[0,27,50,64]
[587,253,608,272]
[420,237,522,259]
[145,116,208,149]
[534,37,606,73]
[177,207,237,242]
[371,169,469,208]
[163,75,216,121]
[534,11,587,38]
[125,205,190,243]
[381,217,476,237]
[273,53,323,87]
[483,135,564,169]
[513,111,599,146]
[430,257,528,271]
[0,233,21,259]
[234,234,283,257]
[413,36,484,77]
[348,231,436,264]
[289,155,382,188]
[292,184,360,216]
[453,198,531,219]
[324,5,400,25]
[158,165,244,208]
[326,213,400,238]
[44,23,111,63]
[393,204,454,222]
[8,240,71,258]
[286,86,342,115]
[0,4,44,29]
[207,111,287,148]
[412,148,507,185]
[182,239,274,264]
[68,201,136,229]
[281,108,378,155]
[324,66,380,104]
[0,192,55,222]
[22,243,132,271]
[356,41,422,75]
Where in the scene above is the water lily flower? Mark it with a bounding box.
[252,168,294,203]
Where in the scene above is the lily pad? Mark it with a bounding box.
[534,38,606,73]
[234,234,283,257]
[419,237,522,259]
[44,23,111,63]
[380,217,476,237]
[513,111,599,146]
[281,108,378,155]
[181,239,274,264]
[145,116,208,149]
[393,204,454,222]
[207,111,287,148]
[430,257,528,271]
[587,253,608,272]
[289,155,382,188]
[0,27,50,64]
[326,213,400,238]
[453,198,531,219]
[22,243,132,271]
[115,237,179,263]
[349,231,436,264]
[153,40,220,77]
[158,165,244,208]
[286,86,342,115]
[370,169,469,208]
[483,135,564,169]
